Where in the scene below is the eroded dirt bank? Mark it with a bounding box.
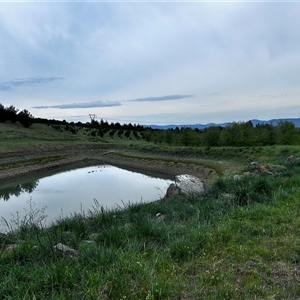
[0,150,219,183]
[100,154,218,183]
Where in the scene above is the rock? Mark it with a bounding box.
[81,240,97,245]
[248,161,259,169]
[155,213,166,221]
[220,193,235,201]
[165,183,181,198]
[243,171,251,176]
[54,243,78,258]
[232,174,243,181]
[175,174,206,195]
[285,155,297,163]
[164,174,206,198]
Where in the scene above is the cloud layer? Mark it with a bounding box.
[0,77,64,91]
[129,95,193,102]
[0,2,299,124]
[33,100,121,109]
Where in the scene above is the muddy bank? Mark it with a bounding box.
[0,156,90,182]
[0,152,219,184]
[100,154,218,183]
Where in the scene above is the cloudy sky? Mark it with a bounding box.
[0,1,300,125]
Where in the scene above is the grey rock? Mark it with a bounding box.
[54,243,78,258]
[232,174,243,181]
[248,161,259,169]
[81,240,97,245]
[175,174,206,195]
[285,155,298,163]
[164,174,206,198]
[165,183,181,198]
[155,213,166,221]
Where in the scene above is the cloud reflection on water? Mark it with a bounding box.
[0,164,173,228]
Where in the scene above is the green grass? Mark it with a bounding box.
[0,122,144,155]
[0,155,67,170]
[2,122,300,298]
[1,157,300,299]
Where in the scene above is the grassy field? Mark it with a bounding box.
[1,122,300,299]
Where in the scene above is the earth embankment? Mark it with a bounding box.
[0,147,220,183]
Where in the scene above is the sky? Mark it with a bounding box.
[0,1,300,125]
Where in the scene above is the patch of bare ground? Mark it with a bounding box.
[99,154,218,183]
[0,156,90,182]
[0,151,218,184]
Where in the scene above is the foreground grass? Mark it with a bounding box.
[1,157,300,299]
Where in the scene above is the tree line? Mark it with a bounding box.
[1,102,299,147]
[0,103,33,128]
[144,120,300,147]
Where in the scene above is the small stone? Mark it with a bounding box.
[81,240,96,245]
[221,193,235,201]
[285,155,297,163]
[243,172,251,176]
[248,161,259,169]
[233,174,243,181]
[155,213,166,221]
[54,243,78,258]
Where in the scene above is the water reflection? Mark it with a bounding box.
[0,164,173,228]
[0,180,39,201]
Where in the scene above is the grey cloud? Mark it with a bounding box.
[259,94,287,98]
[33,101,121,109]
[129,95,193,102]
[0,77,64,91]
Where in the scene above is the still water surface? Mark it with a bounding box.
[0,164,173,228]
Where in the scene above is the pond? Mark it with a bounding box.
[0,164,173,231]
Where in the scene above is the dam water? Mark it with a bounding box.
[0,164,173,230]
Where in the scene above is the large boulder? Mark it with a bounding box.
[164,174,206,199]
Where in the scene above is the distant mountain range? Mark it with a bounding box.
[147,118,300,130]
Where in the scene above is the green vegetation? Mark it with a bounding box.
[1,144,300,298]
[1,108,300,298]
[145,121,300,147]
[1,102,300,148]
[0,104,33,128]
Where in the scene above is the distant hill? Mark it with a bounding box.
[147,118,300,130]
